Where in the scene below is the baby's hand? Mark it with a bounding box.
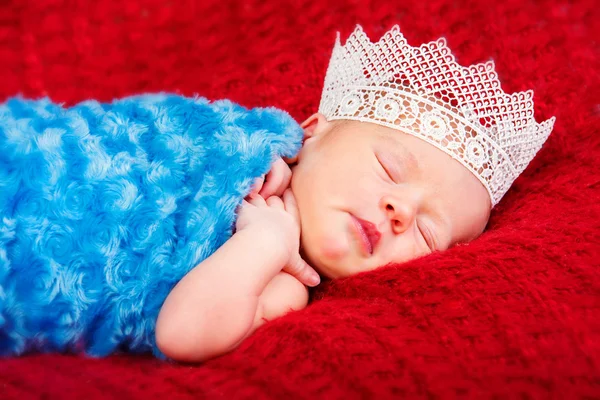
[248,158,292,199]
[236,189,320,287]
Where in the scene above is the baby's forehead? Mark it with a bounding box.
[335,119,416,153]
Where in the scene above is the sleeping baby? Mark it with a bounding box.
[0,25,555,362]
[157,25,555,362]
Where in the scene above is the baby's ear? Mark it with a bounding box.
[284,113,329,164]
[300,112,329,137]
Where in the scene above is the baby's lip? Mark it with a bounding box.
[351,215,381,255]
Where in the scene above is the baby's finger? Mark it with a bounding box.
[259,159,286,198]
[274,165,292,197]
[282,155,297,165]
[282,189,300,225]
[250,176,264,196]
[236,199,253,217]
[246,193,267,207]
[266,195,284,210]
[284,253,320,287]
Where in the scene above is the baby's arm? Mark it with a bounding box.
[156,191,317,363]
[156,230,308,362]
[231,271,309,350]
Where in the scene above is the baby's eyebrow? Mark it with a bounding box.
[381,135,420,175]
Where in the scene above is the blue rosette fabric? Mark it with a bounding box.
[0,94,303,358]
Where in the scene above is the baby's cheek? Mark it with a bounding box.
[319,235,349,260]
[300,214,352,275]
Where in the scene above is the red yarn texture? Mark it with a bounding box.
[0,0,598,398]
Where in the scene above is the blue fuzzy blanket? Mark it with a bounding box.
[0,94,303,358]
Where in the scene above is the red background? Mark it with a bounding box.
[0,0,598,398]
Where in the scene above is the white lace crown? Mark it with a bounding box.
[319,25,555,206]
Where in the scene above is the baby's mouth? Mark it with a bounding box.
[350,215,381,256]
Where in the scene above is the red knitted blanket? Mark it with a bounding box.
[0,0,598,398]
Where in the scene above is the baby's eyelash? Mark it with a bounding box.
[417,222,433,251]
[376,155,395,182]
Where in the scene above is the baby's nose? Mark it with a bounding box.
[381,195,417,234]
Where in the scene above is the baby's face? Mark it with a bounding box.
[290,114,491,279]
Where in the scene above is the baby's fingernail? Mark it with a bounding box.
[309,273,320,286]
